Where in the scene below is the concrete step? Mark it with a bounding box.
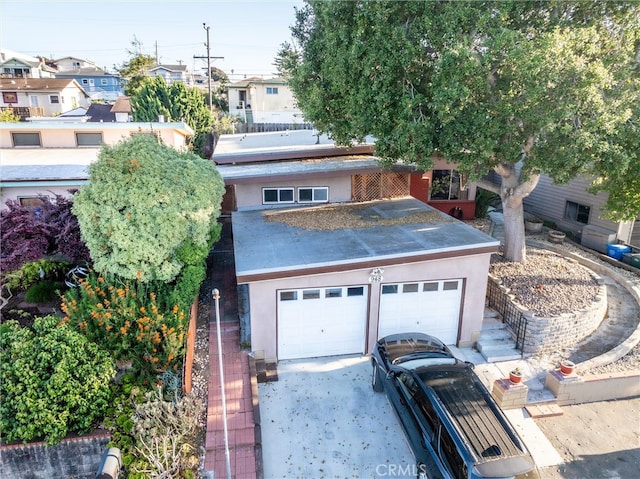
[481,315,506,331]
[476,344,522,362]
[479,328,513,342]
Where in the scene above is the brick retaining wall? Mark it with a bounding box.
[0,430,110,478]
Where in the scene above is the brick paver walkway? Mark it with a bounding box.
[204,217,259,478]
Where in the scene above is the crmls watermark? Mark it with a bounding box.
[375,463,429,478]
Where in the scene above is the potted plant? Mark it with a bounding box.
[509,367,523,384]
[560,360,576,375]
[525,216,544,233]
[548,229,566,244]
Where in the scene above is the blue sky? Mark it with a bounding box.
[0,0,305,81]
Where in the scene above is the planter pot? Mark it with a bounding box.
[560,360,576,375]
[548,230,566,244]
[525,220,544,233]
[509,372,523,384]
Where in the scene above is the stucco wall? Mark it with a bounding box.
[246,252,492,362]
[234,175,353,210]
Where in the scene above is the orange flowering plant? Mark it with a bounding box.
[61,272,188,374]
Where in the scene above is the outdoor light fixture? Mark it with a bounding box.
[369,267,384,283]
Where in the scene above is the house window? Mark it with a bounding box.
[403,283,419,293]
[347,287,364,297]
[19,196,45,209]
[325,288,342,298]
[298,187,329,203]
[280,291,297,301]
[302,289,321,300]
[82,79,89,85]
[423,282,439,292]
[11,132,41,147]
[3,91,18,103]
[263,187,294,204]
[266,87,279,94]
[565,200,590,224]
[101,79,108,85]
[75,132,103,146]
[382,285,399,294]
[429,170,465,200]
[443,281,459,291]
[50,95,60,104]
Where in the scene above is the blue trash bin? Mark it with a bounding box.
[607,244,631,260]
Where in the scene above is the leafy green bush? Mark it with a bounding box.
[61,273,189,376]
[4,258,71,291]
[24,280,65,303]
[72,134,225,282]
[474,187,502,218]
[0,316,115,445]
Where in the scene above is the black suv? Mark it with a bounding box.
[371,332,536,479]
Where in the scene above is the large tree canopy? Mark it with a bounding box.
[285,0,639,261]
[131,76,215,156]
[73,134,225,282]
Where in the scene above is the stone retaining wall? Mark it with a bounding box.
[489,271,608,356]
[0,430,110,478]
[522,276,608,355]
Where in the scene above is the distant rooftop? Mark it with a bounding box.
[213,130,376,164]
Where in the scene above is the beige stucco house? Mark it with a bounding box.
[0,121,194,207]
[227,77,303,124]
[214,130,498,362]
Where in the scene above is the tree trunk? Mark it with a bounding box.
[495,162,540,262]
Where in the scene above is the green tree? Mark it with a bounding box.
[72,134,225,282]
[118,38,157,96]
[131,76,216,157]
[0,109,20,122]
[286,0,639,261]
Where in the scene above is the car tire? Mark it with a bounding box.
[372,361,383,392]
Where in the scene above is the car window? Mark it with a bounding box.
[439,424,468,479]
[398,372,418,394]
[399,357,457,370]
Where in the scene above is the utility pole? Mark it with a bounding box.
[194,23,224,113]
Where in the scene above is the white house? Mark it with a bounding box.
[227,77,303,124]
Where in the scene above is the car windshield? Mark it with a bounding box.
[394,353,457,370]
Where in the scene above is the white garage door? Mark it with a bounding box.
[378,279,462,344]
[278,285,368,360]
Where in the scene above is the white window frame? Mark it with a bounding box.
[49,95,60,104]
[262,187,295,205]
[266,87,279,95]
[298,187,329,203]
[101,79,108,85]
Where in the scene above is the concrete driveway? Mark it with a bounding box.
[258,355,417,479]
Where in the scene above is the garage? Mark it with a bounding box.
[377,279,463,344]
[277,285,368,360]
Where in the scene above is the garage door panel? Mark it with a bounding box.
[378,279,462,344]
[278,285,367,360]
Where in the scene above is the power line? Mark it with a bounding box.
[194,23,223,114]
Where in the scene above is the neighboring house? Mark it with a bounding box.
[84,97,132,123]
[54,56,123,101]
[0,78,91,118]
[214,130,497,363]
[147,64,194,86]
[0,49,56,79]
[227,77,303,124]
[0,120,194,207]
[522,173,639,252]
